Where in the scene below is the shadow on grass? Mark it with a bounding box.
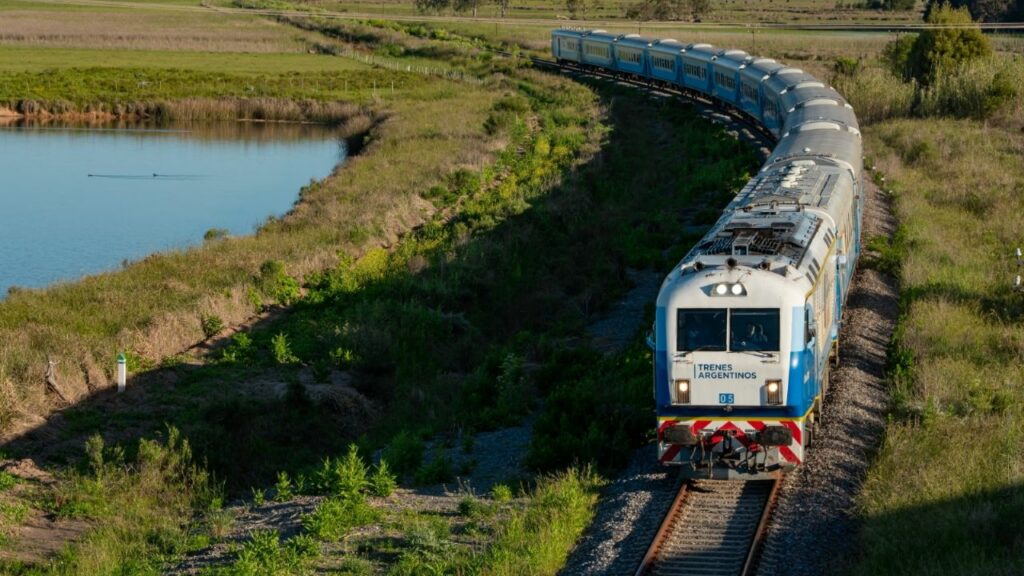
[853,481,1024,576]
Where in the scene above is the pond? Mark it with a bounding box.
[0,121,346,297]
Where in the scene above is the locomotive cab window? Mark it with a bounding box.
[677,309,727,352]
[729,309,780,352]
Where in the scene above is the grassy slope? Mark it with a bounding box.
[850,119,1024,576]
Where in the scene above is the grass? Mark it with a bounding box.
[849,116,1024,574]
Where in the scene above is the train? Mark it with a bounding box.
[551,28,863,478]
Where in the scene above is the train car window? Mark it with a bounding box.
[676,309,727,352]
[730,309,780,352]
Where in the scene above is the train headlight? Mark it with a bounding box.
[766,379,782,405]
[711,283,746,296]
[675,379,691,404]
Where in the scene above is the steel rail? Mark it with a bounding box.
[634,477,781,576]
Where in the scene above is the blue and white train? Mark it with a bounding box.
[551,29,863,478]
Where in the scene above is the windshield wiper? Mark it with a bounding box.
[677,344,726,355]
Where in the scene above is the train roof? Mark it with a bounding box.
[615,35,652,48]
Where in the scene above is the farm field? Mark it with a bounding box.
[0,0,1022,574]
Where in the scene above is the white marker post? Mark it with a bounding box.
[117,353,127,393]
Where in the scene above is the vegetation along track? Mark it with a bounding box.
[635,479,781,576]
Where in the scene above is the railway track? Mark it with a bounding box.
[634,478,781,576]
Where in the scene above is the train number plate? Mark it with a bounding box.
[719,393,735,405]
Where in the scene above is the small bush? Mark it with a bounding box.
[414,450,454,485]
[301,498,379,542]
[0,471,18,491]
[274,471,294,501]
[383,431,425,478]
[368,460,398,497]
[491,483,514,502]
[312,445,368,500]
[203,228,229,242]
[258,260,301,305]
[215,529,319,575]
[200,314,224,338]
[271,332,299,365]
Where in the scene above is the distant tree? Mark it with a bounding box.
[908,3,991,84]
[689,0,711,20]
[495,0,510,17]
[567,0,589,19]
[625,0,693,20]
[453,0,481,16]
[924,0,1022,22]
[415,0,451,13]
[881,33,917,79]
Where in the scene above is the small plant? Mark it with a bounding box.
[207,508,237,539]
[246,285,264,312]
[250,487,266,507]
[301,498,379,542]
[258,260,301,305]
[275,471,294,501]
[383,430,424,478]
[271,332,299,364]
[0,471,18,491]
[225,529,319,574]
[368,459,398,497]
[200,313,224,338]
[312,445,368,500]
[491,483,513,502]
[457,495,493,519]
[414,450,454,486]
[203,227,229,242]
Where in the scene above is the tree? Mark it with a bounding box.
[567,0,588,19]
[453,0,481,16]
[690,0,711,20]
[924,0,1022,22]
[495,0,509,17]
[908,3,991,84]
[415,0,450,13]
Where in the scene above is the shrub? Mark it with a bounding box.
[216,529,319,575]
[383,431,425,478]
[274,471,294,501]
[200,314,224,338]
[368,459,398,497]
[491,483,513,502]
[258,260,301,305]
[301,498,379,542]
[907,4,991,85]
[271,332,299,365]
[414,450,454,485]
[0,471,17,491]
[312,445,368,500]
[203,228,229,242]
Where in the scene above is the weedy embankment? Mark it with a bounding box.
[826,11,1024,574]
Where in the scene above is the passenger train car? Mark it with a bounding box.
[551,28,863,478]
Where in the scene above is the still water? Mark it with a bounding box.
[0,121,345,296]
